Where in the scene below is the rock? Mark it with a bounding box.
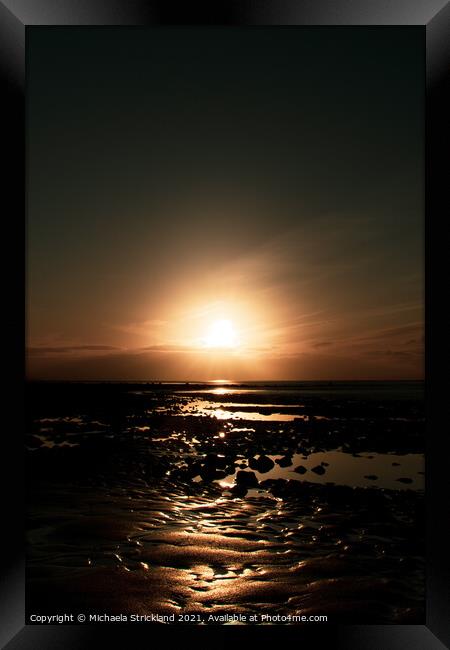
[259,479,276,489]
[248,455,274,473]
[311,465,326,475]
[186,461,202,478]
[200,465,219,482]
[204,453,219,467]
[396,477,413,484]
[321,461,329,466]
[364,475,378,480]
[230,484,248,497]
[235,470,259,487]
[270,479,289,497]
[262,455,274,467]
[215,455,227,469]
[281,480,306,497]
[276,455,293,467]
[294,465,307,474]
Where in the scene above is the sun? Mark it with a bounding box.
[204,319,238,349]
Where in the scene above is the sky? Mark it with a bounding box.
[26,27,424,381]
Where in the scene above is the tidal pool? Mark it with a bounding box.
[217,451,424,491]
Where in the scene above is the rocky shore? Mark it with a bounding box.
[26,381,425,624]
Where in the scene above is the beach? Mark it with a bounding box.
[26,380,425,624]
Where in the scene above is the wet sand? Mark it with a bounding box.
[26,381,425,624]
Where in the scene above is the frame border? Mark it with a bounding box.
[1,1,449,648]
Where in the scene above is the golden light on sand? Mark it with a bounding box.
[204,319,239,349]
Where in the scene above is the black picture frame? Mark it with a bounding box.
[1,1,449,648]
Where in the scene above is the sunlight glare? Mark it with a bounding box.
[204,319,238,349]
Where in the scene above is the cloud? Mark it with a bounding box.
[108,319,168,337]
[138,344,199,353]
[26,343,424,381]
[365,349,418,360]
[28,345,121,356]
[353,322,423,344]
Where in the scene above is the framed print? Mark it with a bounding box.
[1,1,449,648]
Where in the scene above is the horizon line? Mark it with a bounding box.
[26,378,425,384]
